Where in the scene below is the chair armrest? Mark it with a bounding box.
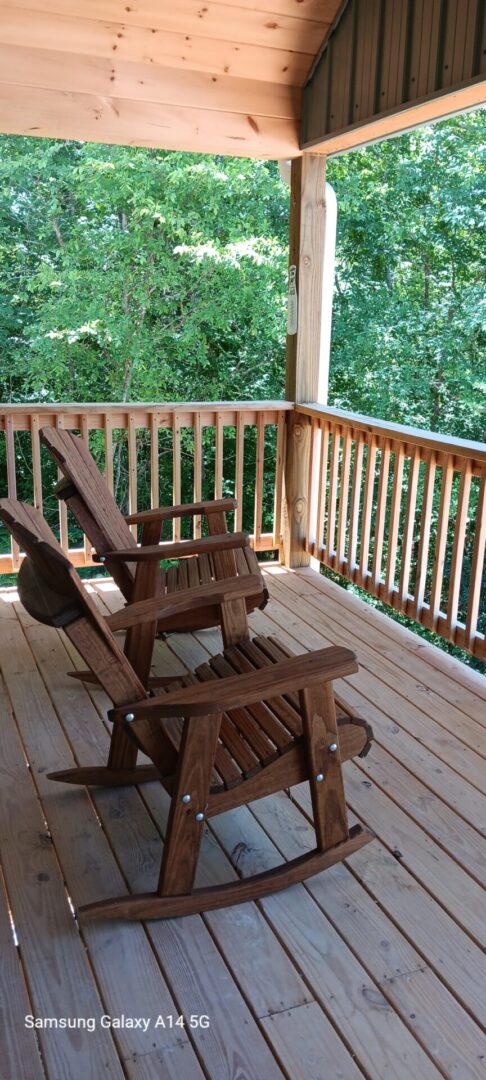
[95,531,249,563]
[111,647,358,721]
[125,498,237,525]
[105,573,263,631]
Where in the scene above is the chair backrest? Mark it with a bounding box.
[40,427,137,593]
[0,499,145,706]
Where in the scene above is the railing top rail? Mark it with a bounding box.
[0,400,293,432]
[296,403,486,463]
[0,400,292,414]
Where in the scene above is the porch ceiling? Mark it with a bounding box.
[0,0,341,158]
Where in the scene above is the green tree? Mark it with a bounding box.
[0,142,288,405]
[327,109,485,442]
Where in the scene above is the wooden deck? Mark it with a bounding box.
[1,563,485,1080]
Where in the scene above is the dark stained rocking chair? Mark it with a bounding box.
[40,426,268,633]
[0,499,374,922]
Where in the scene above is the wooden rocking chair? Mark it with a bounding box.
[40,425,268,632]
[0,499,374,922]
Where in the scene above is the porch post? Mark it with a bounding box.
[283,153,328,568]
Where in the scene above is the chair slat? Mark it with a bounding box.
[231,640,302,737]
[220,648,292,751]
[209,654,281,762]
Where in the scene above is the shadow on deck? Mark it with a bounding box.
[1,564,485,1079]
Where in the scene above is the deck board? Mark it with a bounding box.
[0,826,45,1080]
[0,565,485,1079]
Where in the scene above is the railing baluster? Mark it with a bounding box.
[215,411,223,502]
[273,410,285,553]
[326,425,340,565]
[104,413,114,493]
[428,454,454,631]
[172,413,181,542]
[254,412,265,548]
[150,411,159,511]
[306,418,319,554]
[358,434,377,588]
[5,413,20,570]
[348,430,364,580]
[465,467,486,654]
[235,412,244,533]
[384,443,405,600]
[371,437,391,589]
[316,420,330,559]
[446,462,472,640]
[413,450,437,620]
[55,414,69,554]
[30,413,43,513]
[127,412,137,539]
[80,412,90,562]
[398,446,420,607]
[193,411,202,539]
[336,426,352,572]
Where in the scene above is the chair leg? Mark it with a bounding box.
[300,683,349,850]
[157,712,222,897]
[107,722,139,770]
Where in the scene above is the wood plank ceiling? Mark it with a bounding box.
[0,0,341,158]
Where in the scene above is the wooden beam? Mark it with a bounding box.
[283,154,327,568]
[285,155,327,402]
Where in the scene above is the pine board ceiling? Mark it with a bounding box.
[0,0,342,157]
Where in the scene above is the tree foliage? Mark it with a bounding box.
[0,144,288,404]
[0,111,484,441]
[328,110,485,440]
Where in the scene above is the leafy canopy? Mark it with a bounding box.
[0,109,484,443]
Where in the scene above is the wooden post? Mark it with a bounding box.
[283,153,328,568]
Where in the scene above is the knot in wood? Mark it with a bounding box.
[303,255,311,267]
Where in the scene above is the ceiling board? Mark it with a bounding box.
[0,44,301,119]
[0,0,328,52]
[0,8,314,84]
[0,0,342,156]
[0,82,300,157]
[202,0,337,17]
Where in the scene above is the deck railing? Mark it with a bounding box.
[298,404,486,658]
[0,401,290,575]
[1,398,485,658]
